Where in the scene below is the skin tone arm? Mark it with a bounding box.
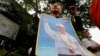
[88,45,100,52]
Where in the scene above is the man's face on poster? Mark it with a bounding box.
[57,26,66,34]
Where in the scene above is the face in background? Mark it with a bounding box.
[49,2,62,15]
[69,5,77,16]
[82,30,90,38]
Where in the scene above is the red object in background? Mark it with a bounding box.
[90,0,100,29]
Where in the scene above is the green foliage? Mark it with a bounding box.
[0,48,5,56]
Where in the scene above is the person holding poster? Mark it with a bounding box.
[82,29,100,56]
[48,1,62,18]
[69,4,84,32]
[36,1,95,56]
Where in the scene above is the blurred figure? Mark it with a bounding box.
[69,4,84,40]
[48,1,63,18]
[69,5,84,31]
[82,29,100,56]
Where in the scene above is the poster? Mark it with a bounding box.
[36,13,95,56]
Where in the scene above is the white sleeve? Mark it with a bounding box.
[61,32,78,48]
[82,39,91,48]
[44,22,56,39]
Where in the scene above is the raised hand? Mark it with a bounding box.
[69,48,75,54]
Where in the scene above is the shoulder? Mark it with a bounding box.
[82,38,88,42]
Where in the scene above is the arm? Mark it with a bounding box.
[87,45,100,52]
[82,39,100,52]
[44,19,56,39]
[87,46,99,53]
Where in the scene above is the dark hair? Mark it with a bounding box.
[48,1,63,9]
[49,0,62,4]
[82,29,89,33]
[69,4,76,10]
[49,0,63,6]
